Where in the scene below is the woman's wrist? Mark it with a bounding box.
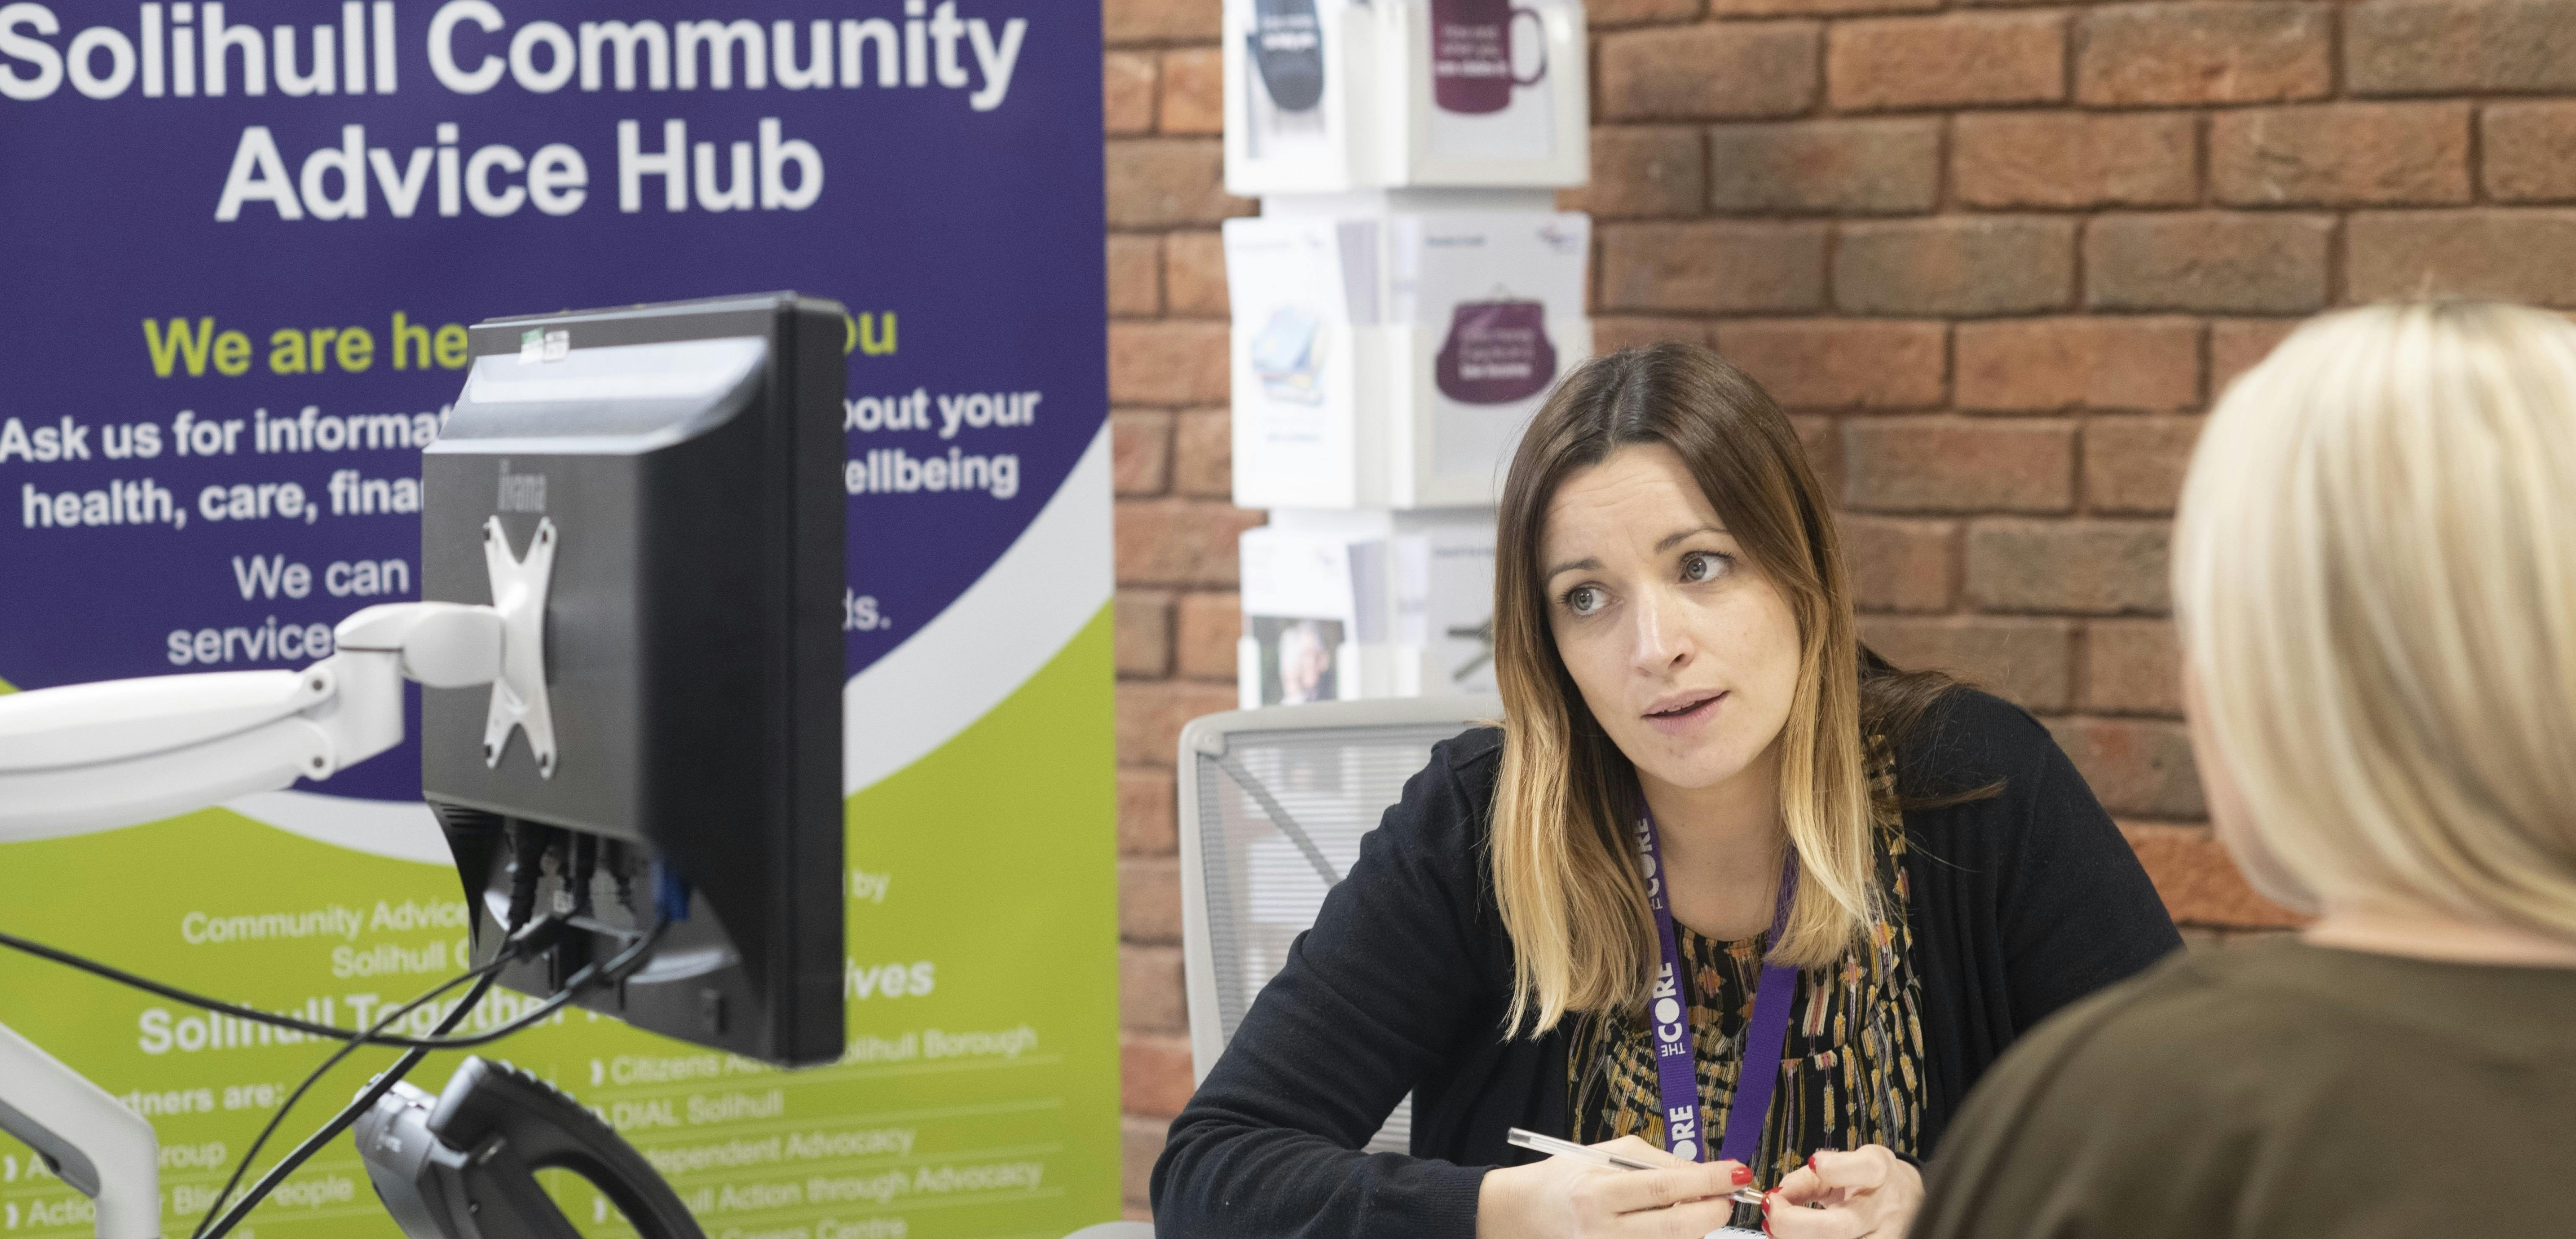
[1474,1162,1528,1239]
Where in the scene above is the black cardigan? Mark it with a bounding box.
[1150,689,2183,1239]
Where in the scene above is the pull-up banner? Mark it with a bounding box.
[0,4,1118,1239]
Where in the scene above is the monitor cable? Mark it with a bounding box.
[193,913,671,1239]
[184,953,511,1239]
[0,824,624,1051]
[0,917,601,1051]
[185,869,561,1239]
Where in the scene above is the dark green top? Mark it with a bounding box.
[1916,936,2576,1238]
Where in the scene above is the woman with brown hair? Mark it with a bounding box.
[1150,343,2179,1239]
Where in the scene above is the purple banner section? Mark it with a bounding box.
[0,0,1106,801]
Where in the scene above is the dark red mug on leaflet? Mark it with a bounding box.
[1431,0,1546,114]
[1436,299,1556,404]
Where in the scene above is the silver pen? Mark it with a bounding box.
[1503,1128,1767,1205]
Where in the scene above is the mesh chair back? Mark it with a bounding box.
[1176,697,1497,1156]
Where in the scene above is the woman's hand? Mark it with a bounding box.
[1760,1146,1921,1238]
[1477,1136,1752,1239]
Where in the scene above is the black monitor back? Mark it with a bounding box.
[420,293,845,1067]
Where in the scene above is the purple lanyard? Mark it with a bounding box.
[1633,808,1801,1170]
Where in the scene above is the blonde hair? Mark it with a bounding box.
[1489,344,1958,1036]
[2174,301,2576,940]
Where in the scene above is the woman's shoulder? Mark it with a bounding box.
[1390,724,1506,847]
[1956,937,2576,1143]
[1433,723,1507,789]
[1927,941,2576,1232]
[1888,685,2055,783]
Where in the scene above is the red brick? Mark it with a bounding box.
[2083,618,2184,715]
[1115,500,1266,587]
[1122,1116,1170,1212]
[1158,47,1222,135]
[1842,416,2077,514]
[2346,210,2576,306]
[1714,319,1948,410]
[1116,588,1175,678]
[1600,222,1830,313]
[2085,213,2333,315]
[1827,13,2067,111]
[1793,414,1844,498]
[1119,767,1178,856]
[1174,408,1233,498]
[2074,3,2332,105]
[1164,231,1228,318]
[2482,103,2576,202]
[1600,23,1821,120]
[2122,824,2307,927]
[1858,615,2076,712]
[2347,0,2576,96]
[1113,942,1180,1041]
[1114,410,1173,496]
[1121,856,1183,943]
[1104,0,1220,45]
[1715,0,1936,15]
[1561,127,1707,219]
[2210,319,2301,395]
[1834,217,2078,317]
[1706,119,1941,216]
[1842,516,1958,613]
[1953,112,2199,210]
[1105,51,1157,136]
[1107,138,1253,229]
[1955,318,2203,413]
[1176,591,1241,681]
[2211,104,2472,207]
[2049,718,2204,818]
[1116,679,1243,767]
[1967,519,2170,614]
[2084,415,2205,516]
[1109,235,1161,318]
[1120,942,1189,1031]
[1121,1033,1199,1118]
[1110,321,1230,404]
[1592,0,1706,22]
[1592,316,1715,352]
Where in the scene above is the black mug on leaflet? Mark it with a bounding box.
[1251,0,1326,112]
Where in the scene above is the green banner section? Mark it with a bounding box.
[0,605,1121,1239]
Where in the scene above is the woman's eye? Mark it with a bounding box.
[1564,586,1602,615]
[1682,552,1729,583]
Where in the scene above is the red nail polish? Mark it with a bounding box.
[1732,1165,1753,1186]
[1807,1153,1820,1171]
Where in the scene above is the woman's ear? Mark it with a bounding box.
[2183,663,2322,916]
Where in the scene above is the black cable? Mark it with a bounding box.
[196,917,671,1239]
[0,917,607,1049]
[186,958,509,1239]
[187,895,557,1238]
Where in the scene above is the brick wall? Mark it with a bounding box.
[1103,0,2576,1216]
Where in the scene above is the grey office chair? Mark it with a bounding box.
[1175,696,1499,1154]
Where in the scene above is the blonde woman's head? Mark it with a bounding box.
[2174,301,2576,939]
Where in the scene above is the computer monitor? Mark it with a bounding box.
[418,294,846,1067]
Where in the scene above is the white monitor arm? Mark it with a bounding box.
[0,516,554,1239]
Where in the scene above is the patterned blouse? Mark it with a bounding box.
[1570,753,1926,1189]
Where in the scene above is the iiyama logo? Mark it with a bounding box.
[498,460,547,513]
